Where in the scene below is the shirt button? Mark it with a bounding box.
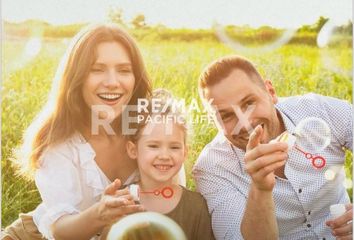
[298,188,302,193]
[322,238,326,240]
[308,211,311,215]
[307,224,311,228]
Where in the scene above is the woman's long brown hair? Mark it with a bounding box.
[15,23,151,178]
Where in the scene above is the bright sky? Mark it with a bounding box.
[2,0,352,28]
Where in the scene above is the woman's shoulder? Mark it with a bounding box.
[40,133,89,165]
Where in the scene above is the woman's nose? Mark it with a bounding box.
[103,70,120,88]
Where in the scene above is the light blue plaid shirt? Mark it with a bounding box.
[193,93,352,240]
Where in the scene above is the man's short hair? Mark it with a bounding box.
[199,55,265,96]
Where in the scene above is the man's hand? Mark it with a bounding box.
[244,125,288,191]
[326,204,353,240]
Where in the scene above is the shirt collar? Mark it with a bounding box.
[275,104,296,135]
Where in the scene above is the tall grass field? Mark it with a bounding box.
[2,32,352,227]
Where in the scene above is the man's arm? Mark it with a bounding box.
[241,125,288,239]
[241,185,278,239]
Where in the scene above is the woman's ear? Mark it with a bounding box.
[126,141,138,159]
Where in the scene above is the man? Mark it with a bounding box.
[193,55,353,239]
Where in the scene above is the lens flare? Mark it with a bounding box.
[6,29,44,73]
[24,37,42,59]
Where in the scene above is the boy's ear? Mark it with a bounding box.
[184,145,188,160]
[126,141,138,159]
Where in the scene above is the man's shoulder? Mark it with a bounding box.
[277,93,328,117]
[278,92,323,107]
[277,93,350,118]
[193,132,232,170]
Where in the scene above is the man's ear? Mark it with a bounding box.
[126,141,138,159]
[264,80,278,104]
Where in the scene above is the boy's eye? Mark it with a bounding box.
[148,144,158,148]
[171,146,181,150]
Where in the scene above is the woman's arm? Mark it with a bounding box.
[52,179,144,240]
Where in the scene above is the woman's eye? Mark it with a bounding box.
[148,145,158,148]
[171,146,181,150]
[91,68,104,73]
[118,68,132,73]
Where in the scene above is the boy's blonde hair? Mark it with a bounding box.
[129,89,189,144]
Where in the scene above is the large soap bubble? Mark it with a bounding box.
[294,117,331,154]
[107,212,186,240]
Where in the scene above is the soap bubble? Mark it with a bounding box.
[324,169,336,180]
[317,19,352,78]
[294,117,331,153]
[213,22,297,54]
[107,212,186,240]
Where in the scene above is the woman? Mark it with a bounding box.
[3,23,152,240]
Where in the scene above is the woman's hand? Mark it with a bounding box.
[96,179,144,225]
[51,179,144,240]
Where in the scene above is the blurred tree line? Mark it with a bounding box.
[3,8,352,46]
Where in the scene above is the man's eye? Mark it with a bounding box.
[245,100,256,107]
[221,113,234,121]
[242,101,256,111]
[148,145,158,148]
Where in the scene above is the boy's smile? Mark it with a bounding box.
[127,120,187,188]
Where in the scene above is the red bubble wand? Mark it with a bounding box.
[274,132,327,169]
[129,185,174,202]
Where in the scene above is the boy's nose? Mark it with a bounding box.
[158,148,170,160]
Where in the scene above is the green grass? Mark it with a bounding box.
[2,37,352,227]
